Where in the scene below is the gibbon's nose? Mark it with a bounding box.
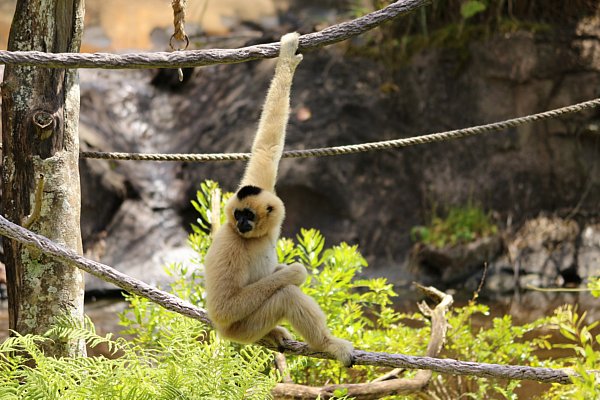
[237,220,252,233]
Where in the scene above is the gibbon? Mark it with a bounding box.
[204,33,354,367]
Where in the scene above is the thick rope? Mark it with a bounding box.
[171,0,188,43]
[0,0,428,69]
[79,97,600,162]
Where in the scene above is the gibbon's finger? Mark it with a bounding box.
[292,53,303,65]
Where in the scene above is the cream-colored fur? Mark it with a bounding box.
[204,33,354,366]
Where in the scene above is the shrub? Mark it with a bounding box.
[411,204,498,248]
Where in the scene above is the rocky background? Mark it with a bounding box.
[1,1,600,304]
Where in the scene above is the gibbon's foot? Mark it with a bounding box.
[326,337,355,367]
[264,326,293,352]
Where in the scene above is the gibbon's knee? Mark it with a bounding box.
[220,285,320,342]
[221,287,296,343]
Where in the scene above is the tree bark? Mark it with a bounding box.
[1,0,86,357]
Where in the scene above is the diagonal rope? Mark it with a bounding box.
[79,97,600,162]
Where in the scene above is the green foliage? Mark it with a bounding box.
[0,179,598,399]
[346,0,585,67]
[429,301,552,399]
[544,305,600,400]
[278,228,428,385]
[460,1,487,20]
[0,316,277,399]
[411,204,498,248]
[588,277,600,298]
[188,180,231,263]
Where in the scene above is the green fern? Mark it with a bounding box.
[0,315,276,399]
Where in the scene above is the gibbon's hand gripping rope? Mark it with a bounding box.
[75,97,600,162]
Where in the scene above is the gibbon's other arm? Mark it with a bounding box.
[240,32,303,192]
[209,262,307,325]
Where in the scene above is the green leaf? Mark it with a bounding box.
[460,0,487,20]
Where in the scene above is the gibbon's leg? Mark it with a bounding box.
[240,32,303,191]
[224,286,354,366]
[209,263,307,326]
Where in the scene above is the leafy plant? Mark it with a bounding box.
[460,0,487,20]
[0,316,277,400]
[279,228,428,385]
[345,0,592,67]
[429,301,552,399]
[0,179,597,399]
[588,277,600,298]
[544,305,600,400]
[411,204,498,248]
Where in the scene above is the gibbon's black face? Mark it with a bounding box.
[233,208,255,233]
[226,185,285,238]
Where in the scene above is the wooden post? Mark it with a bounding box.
[1,0,86,356]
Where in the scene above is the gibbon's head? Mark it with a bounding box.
[225,185,285,238]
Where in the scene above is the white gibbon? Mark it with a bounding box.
[204,33,354,366]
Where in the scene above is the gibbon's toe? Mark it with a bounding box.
[280,32,300,58]
[347,355,356,368]
[328,338,355,367]
[265,326,293,351]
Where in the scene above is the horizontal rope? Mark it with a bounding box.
[79,97,600,162]
[0,0,427,69]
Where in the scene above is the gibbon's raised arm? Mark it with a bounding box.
[240,32,303,192]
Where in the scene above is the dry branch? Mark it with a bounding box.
[0,214,576,385]
[0,0,428,69]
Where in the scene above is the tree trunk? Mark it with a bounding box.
[1,0,86,357]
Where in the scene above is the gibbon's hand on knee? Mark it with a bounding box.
[277,262,307,286]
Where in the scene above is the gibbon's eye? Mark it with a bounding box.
[234,208,255,221]
[266,205,274,213]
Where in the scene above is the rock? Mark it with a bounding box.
[409,234,503,287]
[519,273,561,289]
[485,255,516,294]
[577,223,600,282]
[84,200,196,293]
[485,216,589,295]
[79,156,128,241]
[508,216,579,287]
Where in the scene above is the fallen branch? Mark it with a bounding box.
[0,215,576,385]
[0,0,428,69]
[272,285,453,399]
